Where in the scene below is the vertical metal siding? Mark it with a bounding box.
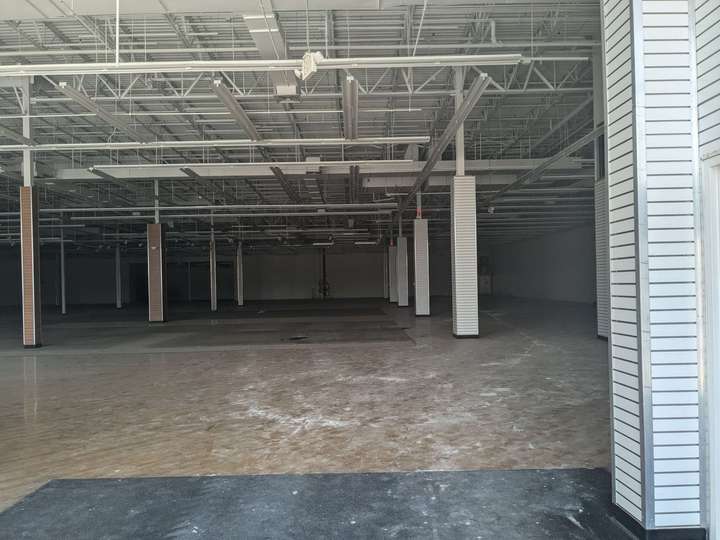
[414,219,430,316]
[604,0,645,522]
[642,0,702,527]
[389,245,398,303]
[596,178,611,338]
[396,236,409,307]
[451,176,479,336]
[604,0,704,528]
[696,0,720,156]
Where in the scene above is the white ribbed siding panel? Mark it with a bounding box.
[389,244,398,303]
[697,0,720,156]
[596,177,611,338]
[414,219,430,316]
[641,0,702,528]
[603,0,644,523]
[397,236,409,307]
[603,0,704,529]
[701,157,720,540]
[451,175,478,336]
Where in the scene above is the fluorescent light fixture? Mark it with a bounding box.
[354,240,378,246]
[312,241,334,246]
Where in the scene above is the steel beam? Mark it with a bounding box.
[211,79,261,140]
[55,82,153,142]
[398,72,492,214]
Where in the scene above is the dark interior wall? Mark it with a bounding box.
[491,225,596,304]
[0,241,465,306]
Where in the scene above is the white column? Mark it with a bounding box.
[388,244,398,303]
[115,243,122,309]
[209,230,218,312]
[702,158,720,540]
[396,236,409,307]
[414,218,430,316]
[601,0,704,530]
[234,241,244,306]
[60,228,67,315]
[450,67,478,337]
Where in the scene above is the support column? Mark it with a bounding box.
[115,243,122,309]
[59,228,67,315]
[147,223,167,322]
[601,0,704,533]
[451,67,478,337]
[20,78,41,347]
[209,230,218,312]
[396,236,409,307]
[414,218,430,316]
[388,242,398,303]
[20,187,41,347]
[383,248,389,299]
[234,241,244,307]
[187,262,192,302]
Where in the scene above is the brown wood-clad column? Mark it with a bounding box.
[20,186,42,347]
[147,223,167,322]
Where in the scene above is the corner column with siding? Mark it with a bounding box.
[603,0,704,530]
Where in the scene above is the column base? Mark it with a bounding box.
[452,333,479,339]
[611,505,706,540]
[23,343,42,349]
[415,314,431,317]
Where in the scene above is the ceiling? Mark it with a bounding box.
[0,0,601,254]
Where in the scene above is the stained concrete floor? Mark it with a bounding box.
[0,297,611,513]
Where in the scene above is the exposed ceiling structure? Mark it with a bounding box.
[0,0,601,255]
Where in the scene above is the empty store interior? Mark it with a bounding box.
[0,0,714,538]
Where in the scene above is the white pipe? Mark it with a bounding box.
[454,67,465,177]
[115,0,120,65]
[41,202,397,213]
[0,54,523,77]
[0,135,429,152]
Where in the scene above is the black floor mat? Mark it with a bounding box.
[0,468,632,539]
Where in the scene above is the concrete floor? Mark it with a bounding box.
[0,297,610,511]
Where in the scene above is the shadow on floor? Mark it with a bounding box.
[0,468,632,540]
